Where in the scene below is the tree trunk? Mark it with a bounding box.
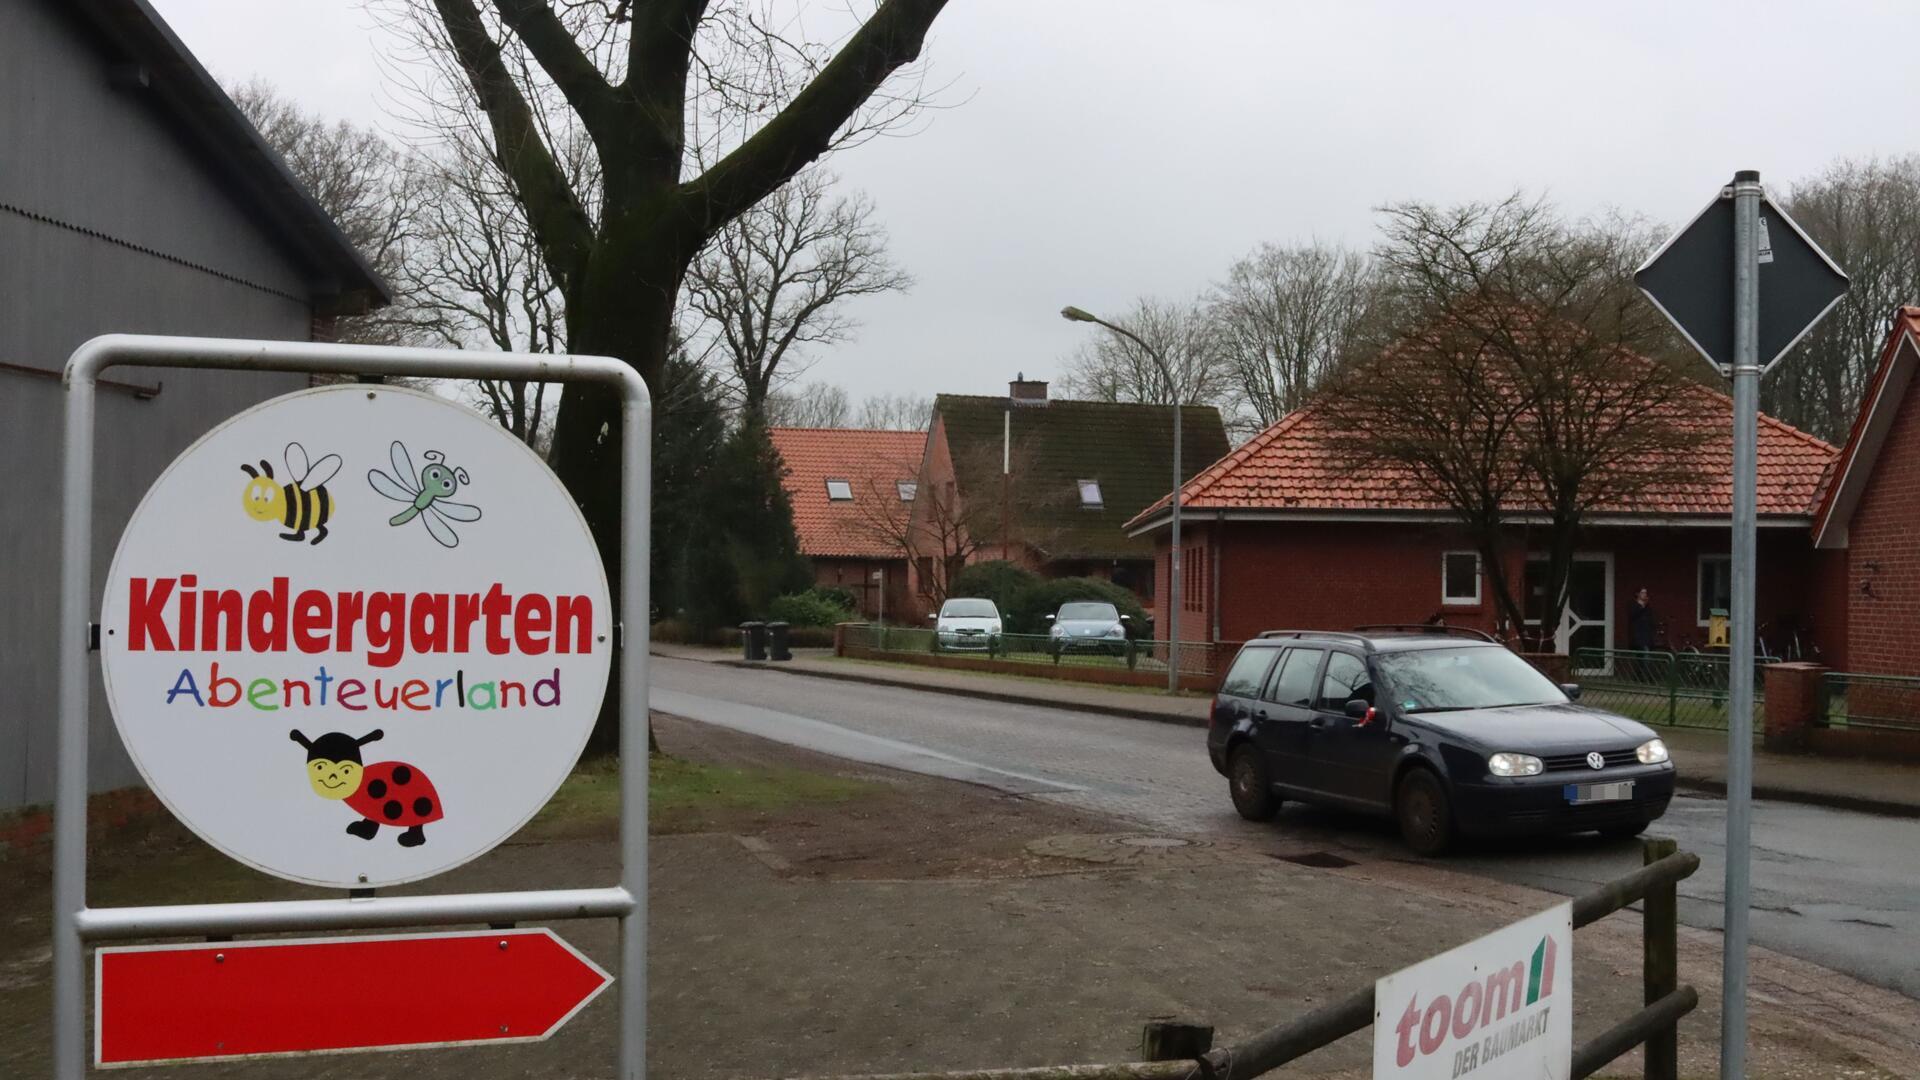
[550,232,688,757]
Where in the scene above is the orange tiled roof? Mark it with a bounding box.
[769,427,926,559]
[1127,380,1840,529]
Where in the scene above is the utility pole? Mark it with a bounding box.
[1721,168,1761,1080]
[1060,305,1184,691]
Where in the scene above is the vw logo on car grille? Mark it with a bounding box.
[1586,751,1606,770]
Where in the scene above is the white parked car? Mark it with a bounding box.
[929,597,1003,651]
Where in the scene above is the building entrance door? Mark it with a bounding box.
[1526,554,1614,671]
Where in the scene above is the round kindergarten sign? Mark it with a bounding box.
[100,385,613,888]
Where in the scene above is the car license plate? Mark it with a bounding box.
[1564,780,1635,804]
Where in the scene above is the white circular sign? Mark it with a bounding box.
[100,385,613,888]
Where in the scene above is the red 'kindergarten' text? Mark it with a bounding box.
[126,575,597,668]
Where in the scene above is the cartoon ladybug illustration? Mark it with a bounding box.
[289,729,444,847]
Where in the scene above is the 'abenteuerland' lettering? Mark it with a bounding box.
[128,575,596,667]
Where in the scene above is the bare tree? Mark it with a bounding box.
[1210,241,1384,428]
[231,81,430,346]
[877,438,1068,603]
[682,167,912,416]
[1061,297,1237,412]
[406,137,569,446]
[1775,157,1920,441]
[764,381,850,427]
[854,391,931,430]
[378,0,952,575]
[1319,194,1704,647]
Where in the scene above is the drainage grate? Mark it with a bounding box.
[1270,850,1357,869]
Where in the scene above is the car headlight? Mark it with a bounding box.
[1106,624,1125,637]
[1488,752,1544,777]
[988,623,1001,634]
[1636,738,1670,765]
[1049,625,1064,637]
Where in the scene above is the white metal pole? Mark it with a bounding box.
[1722,169,1762,1080]
[52,357,97,1080]
[618,371,653,1080]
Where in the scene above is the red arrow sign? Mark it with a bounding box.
[96,928,611,1066]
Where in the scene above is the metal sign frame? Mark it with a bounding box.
[1633,183,1850,378]
[53,335,652,1080]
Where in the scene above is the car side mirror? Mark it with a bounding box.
[926,613,938,620]
[1120,614,1131,621]
[1044,614,1056,621]
[1343,698,1377,726]
[1559,682,1582,701]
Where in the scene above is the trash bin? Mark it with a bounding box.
[740,620,767,661]
[767,621,792,662]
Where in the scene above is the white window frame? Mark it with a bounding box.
[1697,554,1731,626]
[1440,550,1481,606]
[896,480,917,502]
[1077,479,1104,508]
[825,478,854,501]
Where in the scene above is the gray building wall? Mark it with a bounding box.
[0,1,321,808]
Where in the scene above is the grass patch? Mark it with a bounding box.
[524,754,879,839]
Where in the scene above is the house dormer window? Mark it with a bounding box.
[825,479,853,501]
[1078,479,1103,508]
[896,480,917,502]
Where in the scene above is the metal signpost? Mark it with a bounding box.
[54,335,651,1078]
[1635,172,1848,1079]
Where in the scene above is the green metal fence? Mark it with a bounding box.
[842,624,1220,678]
[1820,672,1920,733]
[1571,648,1766,731]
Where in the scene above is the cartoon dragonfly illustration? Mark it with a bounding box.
[367,440,482,548]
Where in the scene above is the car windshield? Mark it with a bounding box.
[1374,647,1568,713]
[941,599,997,618]
[1058,602,1119,622]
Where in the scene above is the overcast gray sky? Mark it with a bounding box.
[152,0,1919,400]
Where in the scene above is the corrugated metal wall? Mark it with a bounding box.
[0,1,317,808]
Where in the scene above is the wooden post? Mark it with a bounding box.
[1140,1020,1212,1062]
[1642,836,1679,1080]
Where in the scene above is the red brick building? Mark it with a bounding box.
[1812,307,1920,677]
[908,377,1229,618]
[768,427,925,619]
[1121,314,1920,675]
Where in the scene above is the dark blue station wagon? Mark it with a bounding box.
[1206,627,1675,855]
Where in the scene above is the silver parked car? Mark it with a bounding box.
[1046,601,1131,655]
[929,597,1003,650]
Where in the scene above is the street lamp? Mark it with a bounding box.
[1061,305,1184,693]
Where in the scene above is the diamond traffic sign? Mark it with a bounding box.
[95,928,610,1066]
[1635,187,1849,374]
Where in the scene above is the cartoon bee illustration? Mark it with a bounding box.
[241,442,342,545]
[289,729,444,848]
[367,441,482,549]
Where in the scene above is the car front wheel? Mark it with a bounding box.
[1395,768,1454,857]
[1228,744,1280,822]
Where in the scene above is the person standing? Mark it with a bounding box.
[1628,587,1657,651]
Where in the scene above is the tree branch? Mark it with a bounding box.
[678,0,948,234]
[492,0,621,145]
[431,0,595,290]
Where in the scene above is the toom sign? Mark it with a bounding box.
[1373,902,1572,1080]
[99,384,612,889]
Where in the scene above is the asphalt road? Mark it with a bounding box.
[651,655,1920,999]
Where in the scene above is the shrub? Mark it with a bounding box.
[947,560,1041,618]
[768,590,855,627]
[1007,576,1148,636]
[807,585,858,612]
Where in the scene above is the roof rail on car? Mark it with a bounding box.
[1351,623,1498,643]
[1256,630,1373,644]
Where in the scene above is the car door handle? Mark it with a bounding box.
[1254,709,1269,720]
[1308,715,1333,729]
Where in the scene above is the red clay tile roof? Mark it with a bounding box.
[770,427,927,559]
[1126,379,1840,530]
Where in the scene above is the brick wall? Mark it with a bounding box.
[1150,519,1821,651]
[1846,377,1920,676]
